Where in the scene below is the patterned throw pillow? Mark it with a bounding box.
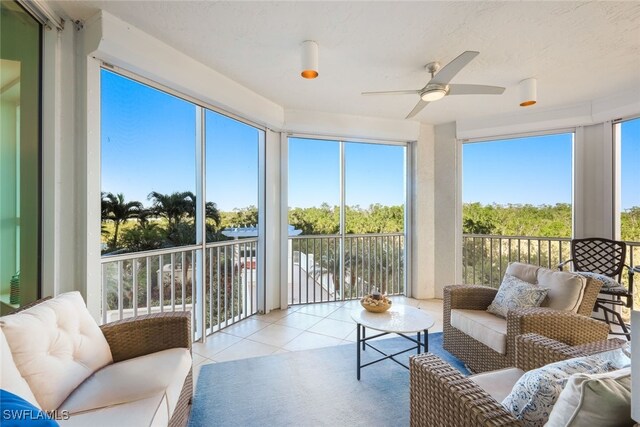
[501,356,612,427]
[576,271,622,289]
[487,274,549,318]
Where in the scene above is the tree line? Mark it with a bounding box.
[102,194,640,255]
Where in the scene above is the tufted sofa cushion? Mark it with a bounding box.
[0,292,113,411]
[0,328,40,408]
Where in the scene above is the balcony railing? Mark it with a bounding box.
[288,233,405,305]
[100,238,259,336]
[462,234,640,288]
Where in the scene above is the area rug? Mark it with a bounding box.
[189,332,468,427]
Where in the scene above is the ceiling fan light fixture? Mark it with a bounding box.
[519,78,537,107]
[301,40,319,79]
[421,88,447,102]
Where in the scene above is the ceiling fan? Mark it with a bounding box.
[362,51,505,119]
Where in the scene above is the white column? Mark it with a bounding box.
[263,129,281,312]
[411,124,435,299]
[433,122,462,298]
[573,123,614,239]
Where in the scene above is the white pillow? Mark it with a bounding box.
[545,368,633,427]
[487,274,548,318]
[501,355,612,427]
[0,292,113,410]
[0,328,40,408]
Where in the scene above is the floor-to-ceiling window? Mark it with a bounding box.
[0,1,41,313]
[287,137,406,304]
[614,117,640,314]
[616,118,640,244]
[462,132,574,286]
[100,69,263,336]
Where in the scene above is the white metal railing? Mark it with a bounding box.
[288,233,405,305]
[100,238,259,338]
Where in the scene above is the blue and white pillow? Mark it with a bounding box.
[576,271,623,289]
[487,274,549,318]
[501,356,612,427]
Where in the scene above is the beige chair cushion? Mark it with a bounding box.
[0,328,40,408]
[505,262,540,284]
[61,347,191,420]
[536,267,586,312]
[546,368,633,427]
[450,309,507,354]
[468,367,525,403]
[58,394,169,427]
[0,292,113,410]
[505,262,587,313]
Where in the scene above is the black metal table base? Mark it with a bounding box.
[356,323,428,380]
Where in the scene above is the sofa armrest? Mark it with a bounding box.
[515,333,627,371]
[507,307,609,348]
[100,311,191,363]
[444,285,498,311]
[410,353,521,427]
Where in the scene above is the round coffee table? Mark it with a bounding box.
[351,305,435,380]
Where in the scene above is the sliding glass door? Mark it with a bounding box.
[0,1,41,313]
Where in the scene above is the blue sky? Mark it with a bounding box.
[288,138,406,208]
[463,133,573,206]
[102,69,639,212]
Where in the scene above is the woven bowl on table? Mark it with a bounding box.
[360,297,392,313]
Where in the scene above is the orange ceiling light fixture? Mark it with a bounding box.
[301,40,319,79]
[519,78,537,107]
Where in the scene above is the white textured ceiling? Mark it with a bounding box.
[54,1,640,125]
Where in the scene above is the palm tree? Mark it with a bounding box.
[103,192,143,248]
[205,201,221,227]
[147,191,194,229]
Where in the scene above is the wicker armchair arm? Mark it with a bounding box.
[410,353,521,427]
[444,285,498,311]
[507,307,609,348]
[515,333,627,371]
[100,311,191,363]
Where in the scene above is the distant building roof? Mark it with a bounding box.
[221,225,302,238]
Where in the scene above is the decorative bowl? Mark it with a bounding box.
[360,294,392,313]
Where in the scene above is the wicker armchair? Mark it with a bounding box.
[9,298,192,427]
[100,312,193,427]
[443,278,608,373]
[410,334,626,427]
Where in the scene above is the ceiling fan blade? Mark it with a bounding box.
[429,51,479,85]
[361,90,421,96]
[447,84,505,95]
[405,100,429,119]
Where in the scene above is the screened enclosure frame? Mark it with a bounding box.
[283,132,413,303]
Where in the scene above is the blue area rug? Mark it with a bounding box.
[190,332,468,427]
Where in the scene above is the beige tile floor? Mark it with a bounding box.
[191,297,444,384]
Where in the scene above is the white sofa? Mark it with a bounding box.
[0,292,192,426]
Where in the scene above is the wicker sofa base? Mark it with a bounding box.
[443,324,510,373]
[169,370,193,427]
